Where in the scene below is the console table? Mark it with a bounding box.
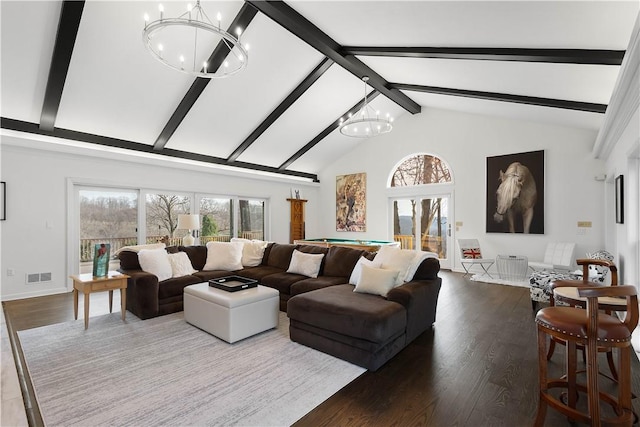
[70,271,129,329]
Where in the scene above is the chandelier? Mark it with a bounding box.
[142,1,248,78]
[339,77,393,138]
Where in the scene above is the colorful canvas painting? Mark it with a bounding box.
[486,150,544,234]
[336,173,366,232]
[92,243,110,278]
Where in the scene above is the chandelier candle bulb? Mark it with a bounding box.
[217,12,221,29]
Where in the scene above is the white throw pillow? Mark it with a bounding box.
[115,242,166,255]
[286,250,325,278]
[203,241,244,271]
[167,252,197,278]
[353,264,399,297]
[231,238,268,267]
[138,249,172,282]
[349,256,375,285]
[404,251,438,282]
[373,247,418,285]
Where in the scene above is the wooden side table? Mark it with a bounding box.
[70,271,129,329]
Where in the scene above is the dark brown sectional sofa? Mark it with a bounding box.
[118,242,442,370]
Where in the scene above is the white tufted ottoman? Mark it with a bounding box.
[184,282,279,343]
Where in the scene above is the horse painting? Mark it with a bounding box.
[493,162,537,233]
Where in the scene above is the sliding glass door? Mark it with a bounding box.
[78,187,139,274]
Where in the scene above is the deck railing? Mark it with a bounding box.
[80,231,265,261]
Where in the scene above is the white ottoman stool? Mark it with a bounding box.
[184,282,279,343]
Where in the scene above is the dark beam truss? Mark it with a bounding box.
[247,0,421,115]
[40,1,85,132]
[153,4,258,151]
[227,57,334,162]
[279,91,381,170]
[1,118,319,182]
[393,83,607,113]
[342,47,626,65]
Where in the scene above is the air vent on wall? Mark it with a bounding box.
[25,272,52,284]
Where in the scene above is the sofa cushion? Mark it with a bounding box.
[167,252,197,278]
[287,250,325,278]
[260,272,308,294]
[178,245,208,271]
[193,270,239,282]
[290,276,350,297]
[203,241,244,271]
[287,284,406,344]
[354,264,399,297]
[265,243,297,270]
[237,265,284,281]
[349,257,375,285]
[323,246,366,278]
[138,249,172,282]
[118,250,142,271]
[230,238,269,267]
[371,246,416,285]
[157,275,201,300]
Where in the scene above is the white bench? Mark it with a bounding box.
[184,282,279,343]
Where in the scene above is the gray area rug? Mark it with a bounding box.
[18,311,365,426]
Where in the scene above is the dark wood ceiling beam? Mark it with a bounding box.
[279,91,381,170]
[39,1,85,132]
[153,4,258,151]
[247,0,420,115]
[394,83,607,113]
[2,118,318,181]
[227,57,334,162]
[343,47,626,65]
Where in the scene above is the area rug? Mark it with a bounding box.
[17,311,365,426]
[470,273,530,288]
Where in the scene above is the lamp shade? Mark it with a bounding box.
[177,214,200,230]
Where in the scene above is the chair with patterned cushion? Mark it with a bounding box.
[457,239,494,278]
[529,250,615,310]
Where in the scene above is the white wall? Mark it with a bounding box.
[0,134,320,300]
[317,107,605,272]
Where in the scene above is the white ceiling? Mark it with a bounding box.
[1,1,638,181]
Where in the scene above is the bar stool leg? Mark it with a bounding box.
[585,323,601,425]
[535,328,549,427]
[566,340,578,411]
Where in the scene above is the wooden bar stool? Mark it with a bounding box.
[534,285,638,426]
[547,259,618,374]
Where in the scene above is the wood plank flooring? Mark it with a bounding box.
[3,271,639,426]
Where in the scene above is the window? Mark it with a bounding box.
[238,199,265,240]
[388,154,453,266]
[145,193,191,246]
[390,154,451,187]
[197,196,266,243]
[78,188,138,272]
[199,197,233,243]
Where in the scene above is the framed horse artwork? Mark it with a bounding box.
[486,150,544,234]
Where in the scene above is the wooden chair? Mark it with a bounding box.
[534,285,638,426]
[548,259,618,376]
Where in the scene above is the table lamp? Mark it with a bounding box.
[177,214,200,246]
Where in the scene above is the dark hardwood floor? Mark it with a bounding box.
[3,271,639,426]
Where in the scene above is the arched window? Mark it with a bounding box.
[390,153,452,187]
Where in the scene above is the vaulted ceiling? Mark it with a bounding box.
[1,1,638,182]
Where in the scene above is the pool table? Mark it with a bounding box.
[293,238,400,253]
